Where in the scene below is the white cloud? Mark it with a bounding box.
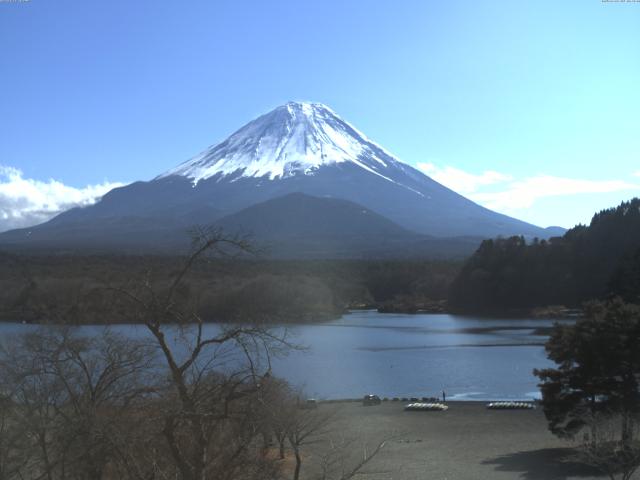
[472,175,639,211]
[417,162,640,225]
[416,162,511,194]
[0,166,125,233]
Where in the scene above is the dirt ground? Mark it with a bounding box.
[300,401,607,480]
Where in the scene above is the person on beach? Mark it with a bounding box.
[442,390,446,402]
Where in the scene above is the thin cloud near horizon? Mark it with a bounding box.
[417,162,640,228]
[0,166,125,233]
[1,163,639,233]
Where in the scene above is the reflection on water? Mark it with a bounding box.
[0,311,571,401]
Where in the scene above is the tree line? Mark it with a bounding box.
[0,252,460,324]
[449,198,640,313]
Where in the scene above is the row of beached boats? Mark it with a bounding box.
[403,401,535,412]
[486,401,535,410]
[404,403,449,411]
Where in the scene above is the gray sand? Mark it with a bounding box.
[303,401,605,480]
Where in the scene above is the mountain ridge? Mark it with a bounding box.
[215,192,482,259]
[0,102,561,256]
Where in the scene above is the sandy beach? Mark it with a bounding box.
[302,401,605,480]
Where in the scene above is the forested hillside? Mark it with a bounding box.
[449,198,640,313]
[0,254,460,324]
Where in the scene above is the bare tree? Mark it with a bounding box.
[285,403,335,480]
[576,411,640,480]
[0,241,396,480]
[255,376,292,459]
[0,393,30,480]
[0,229,299,480]
[258,381,392,480]
[112,228,293,480]
[315,435,389,480]
[0,327,158,480]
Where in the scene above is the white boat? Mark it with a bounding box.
[404,402,448,411]
[486,401,534,410]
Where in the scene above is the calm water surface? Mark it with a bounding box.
[270,311,571,401]
[0,311,570,401]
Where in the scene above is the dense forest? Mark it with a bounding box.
[0,253,460,324]
[450,198,640,313]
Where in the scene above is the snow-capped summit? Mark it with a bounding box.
[159,101,406,184]
[0,102,555,254]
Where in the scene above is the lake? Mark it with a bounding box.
[0,311,570,401]
[270,310,570,401]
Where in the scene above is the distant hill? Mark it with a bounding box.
[0,192,483,259]
[449,198,640,313]
[215,192,482,259]
[217,192,412,238]
[543,226,567,237]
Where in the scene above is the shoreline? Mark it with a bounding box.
[317,398,540,404]
[0,308,578,326]
[352,304,584,320]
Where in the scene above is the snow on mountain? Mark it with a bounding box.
[159,102,410,187]
[0,101,555,253]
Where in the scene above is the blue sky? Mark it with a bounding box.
[1,0,639,230]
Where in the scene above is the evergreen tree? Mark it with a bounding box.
[534,300,640,439]
[450,198,640,312]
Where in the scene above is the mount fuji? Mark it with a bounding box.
[0,102,556,256]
